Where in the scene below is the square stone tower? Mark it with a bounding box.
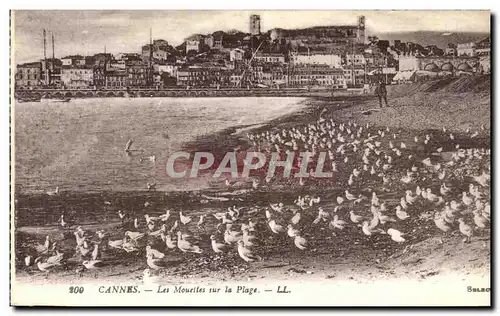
[250,14,261,35]
[357,15,366,44]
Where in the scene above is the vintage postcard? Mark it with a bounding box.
[10,10,491,307]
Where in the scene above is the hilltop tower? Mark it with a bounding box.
[357,15,366,44]
[249,14,261,35]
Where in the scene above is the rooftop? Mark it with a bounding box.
[17,62,41,68]
[255,53,285,57]
[292,67,344,73]
[61,55,85,60]
[293,52,341,56]
[61,65,94,70]
[106,70,127,75]
[185,34,205,41]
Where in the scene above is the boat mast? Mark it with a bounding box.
[43,29,48,85]
[351,41,355,87]
[104,45,107,88]
[52,32,55,59]
[149,27,153,87]
[238,39,264,87]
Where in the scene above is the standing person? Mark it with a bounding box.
[375,80,388,108]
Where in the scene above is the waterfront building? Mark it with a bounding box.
[176,66,229,87]
[107,60,126,70]
[15,62,42,88]
[61,55,85,66]
[229,72,244,86]
[93,61,106,87]
[288,66,346,88]
[126,61,151,87]
[247,63,287,87]
[61,66,94,88]
[105,69,127,88]
[40,58,63,86]
[343,67,366,86]
[262,67,287,87]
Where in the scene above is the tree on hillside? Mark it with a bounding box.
[368,36,379,45]
[176,42,186,53]
[187,50,198,58]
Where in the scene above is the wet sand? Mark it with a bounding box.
[13,89,491,291]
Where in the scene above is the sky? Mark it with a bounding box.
[12,10,490,64]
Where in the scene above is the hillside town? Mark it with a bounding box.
[15,15,491,91]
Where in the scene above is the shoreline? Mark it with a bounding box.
[13,95,364,195]
[13,89,491,200]
[12,87,491,289]
[15,88,374,100]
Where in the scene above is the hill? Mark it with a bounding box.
[389,75,491,96]
[376,31,490,49]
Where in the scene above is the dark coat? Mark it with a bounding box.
[375,82,387,96]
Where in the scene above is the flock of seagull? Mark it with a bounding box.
[245,116,490,244]
[21,111,490,283]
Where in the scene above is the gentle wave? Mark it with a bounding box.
[14,97,306,193]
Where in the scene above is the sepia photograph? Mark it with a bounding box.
[10,9,491,307]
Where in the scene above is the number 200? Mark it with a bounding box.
[69,286,84,294]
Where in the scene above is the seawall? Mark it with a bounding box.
[14,87,374,100]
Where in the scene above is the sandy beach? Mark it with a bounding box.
[13,76,491,295]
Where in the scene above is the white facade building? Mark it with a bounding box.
[291,53,342,68]
[398,56,419,72]
[61,56,85,66]
[186,39,203,53]
[156,64,179,77]
[254,53,285,64]
[61,67,94,88]
[346,54,366,66]
[457,43,476,57]
[230,48,245,62]
[61,58,72,66]
[107,60,126,70]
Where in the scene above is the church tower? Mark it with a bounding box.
[357,15,366,44]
